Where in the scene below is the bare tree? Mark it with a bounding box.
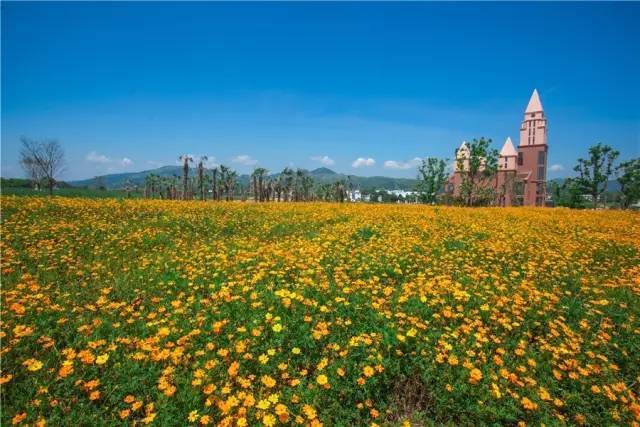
[179,155,194,200]
[197,156,208,201]
[19,137,65,195]
[212,167,219,201]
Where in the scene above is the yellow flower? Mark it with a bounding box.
[96,354,109,365]
[267,393,279,404]
[262,414,276,427]
[316,374,328,385]
[303,405,317,420]
[272,324,283,332]
[291,347,301,355]
[23,358,43,371]
[363,366,375,377]
[257,399,271,410]
[261,375,276,388]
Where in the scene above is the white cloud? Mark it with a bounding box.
[202,156,218,168]
[384,157,422,170]
[549,164,564,172]
[86,151,111,164]
[351,157,375,168]
[310,155,335,166]
[87,151,134,170]
[232,154,258,166]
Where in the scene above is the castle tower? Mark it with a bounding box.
[517,89,548,206]
[496,137,518,206]
[454,141,470,171]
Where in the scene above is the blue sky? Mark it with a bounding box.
[2,2,639,180]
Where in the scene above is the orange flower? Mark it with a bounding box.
[228,361,240,377]
[468,368,483,384]
[261,375,276,388]
[521,397,538,411]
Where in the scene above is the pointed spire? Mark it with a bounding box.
[500,137,518,157]
[456,141,469,158]
[525,89,543,113]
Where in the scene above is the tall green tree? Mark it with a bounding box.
[573,143,619,208]
[616,158,640,209]
[456,138,498,206]
[417,157,447,204]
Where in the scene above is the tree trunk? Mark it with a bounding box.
[212,170,217,202]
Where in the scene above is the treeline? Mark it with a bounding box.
[142,156,354,202]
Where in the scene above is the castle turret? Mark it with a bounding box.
[517,89,548,206]
[499,137,518,171]
[496,137,518,206]
[454,141,470,171]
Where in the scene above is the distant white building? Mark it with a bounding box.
[386,189,417,198]
[349,190,362,202]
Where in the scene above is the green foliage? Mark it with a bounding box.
[573,143,619,208]
[550,178,586,209]
[456,138,499,206]
[616,158,640,209]
[1,186,142,199]
[416,158,448,204]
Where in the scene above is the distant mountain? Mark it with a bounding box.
[310,167,337,176]
[70,166,186,189]
[69,166,420,191]
[548,178,621,193]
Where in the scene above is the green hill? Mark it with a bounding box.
[69,166,420,192]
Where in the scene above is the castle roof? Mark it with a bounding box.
[500,137,518,157]
[456,141,469,158]
[525,89,544,113]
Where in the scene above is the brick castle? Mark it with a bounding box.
[447,89,548,206]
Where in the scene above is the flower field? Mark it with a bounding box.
[1,197,640,426]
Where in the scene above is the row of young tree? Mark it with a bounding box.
[414,138,640,209]
[142,155,353,202]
